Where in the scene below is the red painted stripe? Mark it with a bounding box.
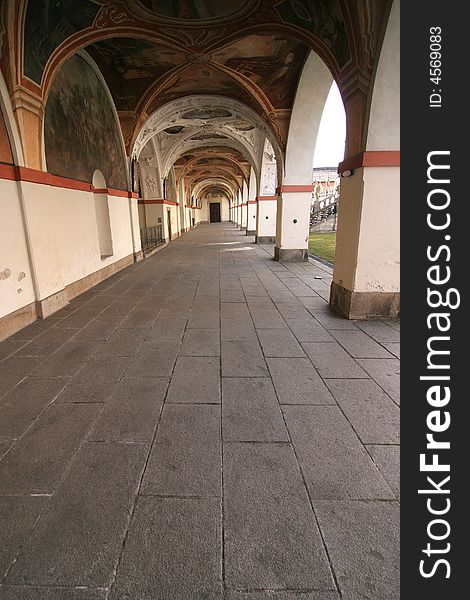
[0,166,135,196]
[256,195,277,201]
[138,199,179,206]
[338,150,400,174]
[0,164,16,181]
[278,185,314,193]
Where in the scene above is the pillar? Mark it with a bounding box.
[274,186,312,261]
[331,157,399,319]
[255,196,277,243]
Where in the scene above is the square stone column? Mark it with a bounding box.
[255,196,277,243]
[331,156,399,319]
[246,200,257,235]
[274,186,312,261]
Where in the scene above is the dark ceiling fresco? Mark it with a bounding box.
[14,0,392,174]
[137,0,255,21]
[23,0,101,83]
[87,38,187,112]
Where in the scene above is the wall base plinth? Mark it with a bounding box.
[274,247,308,262]
[246,229,256,236]
[0,302,38,342]
[256,235,275,244]
[330,281,400,320]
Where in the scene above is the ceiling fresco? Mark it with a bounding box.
[137,0,257,22]
[87,38,187,112]
[8,0,392,193]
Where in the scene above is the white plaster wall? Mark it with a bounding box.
[129,198,142,253]
[0,179,36,318]
[247,202,257,231]
[256,200,277,238]
[200,197,230,222]
[355,166,400,291]
[276,191,311,250]
[333,166,399,292]
[20,183,134,300]
[366,0,400,151]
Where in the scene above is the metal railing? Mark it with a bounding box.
[140,225,164,252]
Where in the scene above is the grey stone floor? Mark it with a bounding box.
[0,224,400,600]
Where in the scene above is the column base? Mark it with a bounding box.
[246,229,256,236]
[274,247,308,262]
[330,281,400,320]
[256,235,275,244]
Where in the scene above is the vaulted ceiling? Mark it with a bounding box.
[1,0,392,197]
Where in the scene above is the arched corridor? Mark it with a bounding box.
[0,1,400,598]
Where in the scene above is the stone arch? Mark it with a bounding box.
[331,0,400,318]
[0,69,24,166]
[274,50,334,260]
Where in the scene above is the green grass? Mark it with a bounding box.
[308,232,336,263]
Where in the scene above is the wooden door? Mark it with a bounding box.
[209,202,221,223]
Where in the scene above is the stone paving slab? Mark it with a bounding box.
[367,444,400,500]
[225,592,340,600]
[109,497,222,600]
[0,224,399,599]
[99,329,147,357]
[314,500,400,600]
[267,358,335,405]
[56,357,129,404]
[0,496,47,578]
[15,328,78,357]
[325,379,400,444]
[222,340,269,377]
[301,342,368,379]
[145,317,187,342]
[285,318,334,343]
[87,376,168,442]
[222,378,288,442]
[0,403,101,494]
[355,320,400,343]
[222,318,258,341]
[29,341,102,378]
[73,318,120,341]
[141,404,221,497]
[0,377,67,438]
[125,341,179,377]
[0,356,42,398]
[6,442,147,588]
[283,406,394,500]
[0,586,107,599]
[180,328,220,356]
[166,356,221,404]
[357,358,400,405]
[330,330,394,359]
[224,442,335,591]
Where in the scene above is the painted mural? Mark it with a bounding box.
[44,54,128,190]
[274,0,349,66]
[139,0,252,21]
[87,38,187,111]
[211,35,308,110]
[24,0,101,84]
[0,109,13,164]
